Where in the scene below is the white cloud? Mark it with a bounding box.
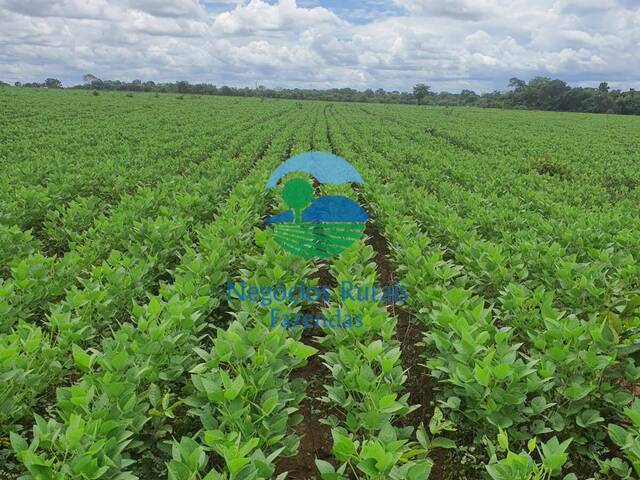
[213,0,343,35]
[125,0,207,18]
[393,0,497,20]
[1,0,115,19]
[0,0,639,91]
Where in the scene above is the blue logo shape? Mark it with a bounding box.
[266,152,364,188]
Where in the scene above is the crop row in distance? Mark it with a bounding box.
[1,86,640,479]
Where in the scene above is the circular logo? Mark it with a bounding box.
[264,151,368,259]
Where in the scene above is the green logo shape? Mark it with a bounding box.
[282,178,313,224]
[264,152,368,259]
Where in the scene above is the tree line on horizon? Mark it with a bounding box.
[3,74,640,115]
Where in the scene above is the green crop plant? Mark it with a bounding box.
[2,88,640,479]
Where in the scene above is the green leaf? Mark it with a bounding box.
[623,402,640,428]
[363,340,383,362]
[203,430,224,446]
[429,407,444,435]
[416,423,429,450]
[497,429,508,451]
[315,459,336,474]
[356,458,378,477]
[431,437,456,449]
[378,393,397,411]
[550,412,565,432]
[530,396,548,414]
[261,389,278,416]
[622,296,640,317]
[332,431,357,462]
[110,349,129,371]
[473,365,491,387]
[527,437,537,453]
[113,473,139,480]
[202,471,222,480]
[493,363,512,380]
[148,383,161,407]
[576,409,603,428]
[486,464,512,480]
[442,396,461,410]
[72,344,93,372]
[608,424,632,448]
[238,438,259,457]
[407,460,433,480]
[223,375,245,400]
[290,342,318,360]
[168,460,191,480]
[227,457,250,475]
[10,432,28,453]
[564,383,591,401]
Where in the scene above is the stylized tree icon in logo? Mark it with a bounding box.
[265,152,368,259]
[282,178,313,224]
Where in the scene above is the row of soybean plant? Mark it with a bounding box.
[352,106,640,478]
[303,150,453,480]
[337,104,639,383]
[338,104,640,319]
[335,103,632,346]
[365,104,639,314]
[1,107,296,435]
[166,114,327,479]
[9,104,316,480]
[0,103,293,332]
[0,90,282,237]
[362,101,640,201]
[326,105,581,479]
[335,103,639,459]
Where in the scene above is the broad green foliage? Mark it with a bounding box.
[164,113,324,480]
[1,88,640,479]
[598,400,640,478]
[324,102,640,475]
[484,430,575,480]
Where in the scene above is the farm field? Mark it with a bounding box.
[1,86,640,480]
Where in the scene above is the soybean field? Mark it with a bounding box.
[2,86,640,480]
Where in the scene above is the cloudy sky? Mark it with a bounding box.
[1,0,639,92]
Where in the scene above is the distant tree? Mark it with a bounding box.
[44,78,62,88]
[523,77,570,110]
[37,74,640,116]
[617,89,640,115]
[83,73,99,84]
[507,78,527,106]
[593,83,615,113]
[508,77,526,90]
[460,89,478,105]
[90,78,105,90]
[413,84,431,104]
[478,90,505,108]
[14,81,22,87]
[176,80,190,94]
[560,87,592,111]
